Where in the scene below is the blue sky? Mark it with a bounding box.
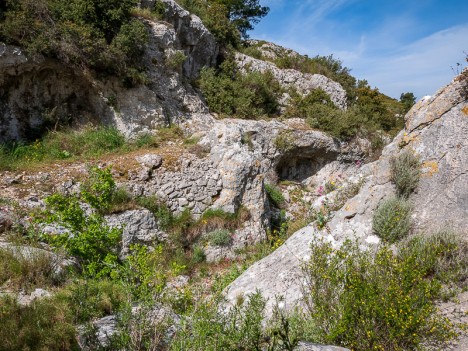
[251,0,468,100]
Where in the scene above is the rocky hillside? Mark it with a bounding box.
[0,0,467,350]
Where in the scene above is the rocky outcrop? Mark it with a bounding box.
[225,69,468,314]
[0,0,217,142]
[235,53,348,110]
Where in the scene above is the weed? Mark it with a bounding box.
[165,50,187,70]
[0,247,59,292]
[206,229,232,246]
[0,295,77,351]
[390,150,421,198]
[191,246,206,264]
[274,130,295,152]
[265,184,286,208]
[372,196,412,243]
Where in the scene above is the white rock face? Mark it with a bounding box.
[225,68,468,315]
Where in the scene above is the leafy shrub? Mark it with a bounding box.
[199,59,282,119]
[206,229,231,246]
[81,166,116,213]
[0,295,78,351]
[265,184,285,208]
[285,86,404,140]
[390,150,421,198]
[0,0,148,84]
[302,238,458,351]
[274,130,295,152]
[39,168,122,277]
[372,197,411,243]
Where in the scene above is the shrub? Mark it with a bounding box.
[39,168,122,277]
[400,230,468,290]
[81,166,116,213]
[1,0,148,84]
[372,197,411,243]
[165,50,187,70]
[274,130,295,152]
[206,229,231,246]
[192,245,206,264]
[302,238,457,351]
[199,59,282,119]
[390,150,421,198]
[265,184,285,208]
[0,295,78,351]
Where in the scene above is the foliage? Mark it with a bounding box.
[372,197,412,243]
[265,184,286,208]
[165,50,187,70]
[192,245,206,264]
[302,238,458,351]
[106,302,174,351]
[199,59,282,119]
[81,166,116,213]
[390,150,421,198]
[39,168,122,278]
[400,92,416,112]
[177,0,268,45]
[0,0,148,85]
[57,278,129,323]
[121,244,168,299]
[0,295,78,351]
[0,248,59,292]
[206,229,232,246]
[285,86,404,140]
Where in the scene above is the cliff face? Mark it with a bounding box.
[225,68,468,317]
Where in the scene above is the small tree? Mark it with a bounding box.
[400,92,416,112]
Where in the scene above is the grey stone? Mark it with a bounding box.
[136,154,162,169]
[294,342,350,351]
[105,209,167,255]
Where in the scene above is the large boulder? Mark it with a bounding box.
[225,68,468,314]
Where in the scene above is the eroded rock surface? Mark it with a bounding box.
[225,69,468,315]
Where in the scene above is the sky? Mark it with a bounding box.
[251,0,468,100]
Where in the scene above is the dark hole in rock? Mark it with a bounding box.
[276,150,338,182]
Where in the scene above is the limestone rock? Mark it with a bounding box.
[105,209,167,255]
[225,68,468,316]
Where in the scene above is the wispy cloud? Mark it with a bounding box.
[254,0,468,99]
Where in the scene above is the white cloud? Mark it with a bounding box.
[348,24,468,98]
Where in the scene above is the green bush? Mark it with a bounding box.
[372,197,411,243]
[0,0,148,84]
[265,184,285,208]
[302,238,458,351]
[206,229,231,246]
[199,59,282,119]
[192,245,206,264]
[39,168,122,278]
[0,295,78,351]
[390,150,421,198]
[165,50,187,70]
